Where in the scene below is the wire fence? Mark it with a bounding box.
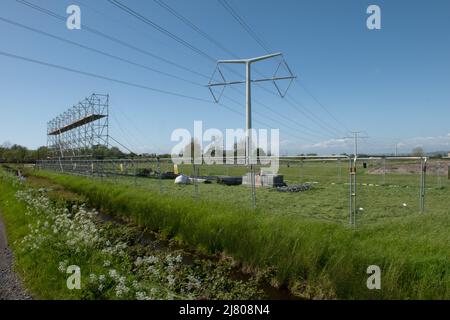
[36,156,450,227]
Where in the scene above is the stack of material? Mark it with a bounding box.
[217,176,243,186]
[242,173,284,187]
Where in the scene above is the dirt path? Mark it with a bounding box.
[0,212,32,300]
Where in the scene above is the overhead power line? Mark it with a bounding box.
[145,0,337,140]
[153,0,239,59]
[217,0,351,135]
[0,48,313,144]
[15,0,209,80]
[294,78,351,133]
[76,0,193,58]
[92,1,329,140]
[0,16,202,87]
[255,84,345,137]
[13,0,332,143]
[0,50,210,102]
[110,110,143,151]
[107,0,217,63]
[0,18,321,144]
[104,0,336,139]
[222,95,320,142]
[217,0,273,54]
[108,0,246,82]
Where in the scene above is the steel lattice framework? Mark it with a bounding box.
[47,93,109,159]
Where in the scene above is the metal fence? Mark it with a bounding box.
[36,156,448,227]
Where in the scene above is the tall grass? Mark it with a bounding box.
[32,170,449,299]
[0,172,263,300]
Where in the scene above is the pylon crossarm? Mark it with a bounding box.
[207,75,297,88]
[217,52,282,64]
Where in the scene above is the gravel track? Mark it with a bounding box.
[0,212,32,300]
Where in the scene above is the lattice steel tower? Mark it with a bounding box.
[47,93,109,159]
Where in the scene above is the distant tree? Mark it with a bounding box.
[1,141,12,149]
[411,146,425,157]
[5,144,28,163]
[92,145,127,159]
[0,143,135,163]
[0,143,33,162]
[109,147,125,158]
[33,146,50,161]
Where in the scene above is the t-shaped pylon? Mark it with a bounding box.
[206,53,296,164]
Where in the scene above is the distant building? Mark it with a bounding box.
[448,152,450,158]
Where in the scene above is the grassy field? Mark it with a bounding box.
[18,162,450,299]
[0,169,266,300]
[92,159,450,226]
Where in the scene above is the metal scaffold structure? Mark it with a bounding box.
[47,93,109,159]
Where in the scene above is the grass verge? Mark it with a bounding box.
[0,170,264,299]
[25,169,450,299]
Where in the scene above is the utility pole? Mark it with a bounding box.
[207,53,296,164]
[346,131,367,160]
[207,53,296,209]
[245,61,252,162]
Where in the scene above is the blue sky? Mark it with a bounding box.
[0,0,449,155]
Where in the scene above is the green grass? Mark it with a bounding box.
[0,175,89,299]
[26,168,450,299]
[0,171,264,300]
[94,160,450,225]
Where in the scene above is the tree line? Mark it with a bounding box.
[0,143,133,163]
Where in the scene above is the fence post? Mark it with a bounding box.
[133,159,137,187]
[420,158,427,213]
[338,159,342,183]
[100,160,104,183]
[437,162,442,188]
[193,163,199,201]
[299,159,304,183]
[58,157,64,173]
[250,164,256,209]
[157,157,163,193]
[349,157,357,227]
